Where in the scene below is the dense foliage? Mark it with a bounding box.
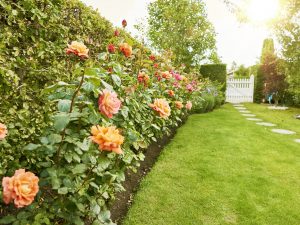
[254,38,287,104]
[0,0,222,224]
[274,0,300,106]
[199,64,227,92]
[147,0,219,69]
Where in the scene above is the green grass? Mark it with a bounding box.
[123,104,300,225]
[244,103,300,134]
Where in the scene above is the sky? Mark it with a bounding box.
[81,0,276,67]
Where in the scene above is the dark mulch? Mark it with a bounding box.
[109,117,187,224]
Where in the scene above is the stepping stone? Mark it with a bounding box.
[268,106,289,110]
[242,114,256,117]
[294,139,300,143]
[256,122,276,127]
[246,118,262,121]
[239,110,251,113]
[235,107,247,110]
[233,104,244,107]
[271,129,296,135]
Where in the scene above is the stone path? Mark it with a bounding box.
[233,103,299,143]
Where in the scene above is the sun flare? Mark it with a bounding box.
[246,0,279,23]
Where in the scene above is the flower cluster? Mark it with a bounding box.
[2,169,39,208]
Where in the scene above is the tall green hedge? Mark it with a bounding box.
[0,0,138,151]
[200,64,227,83]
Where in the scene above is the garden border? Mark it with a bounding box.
[110,116,188,224]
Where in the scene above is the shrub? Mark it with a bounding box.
[199,64,227,92]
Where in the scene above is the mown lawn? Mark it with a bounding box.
[123,104,300,225]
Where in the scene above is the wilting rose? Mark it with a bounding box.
[2,169,39,208]
[98,89,121,119]
[107,67,113,73]
[119,43,132,58]
[107,44,116,53]
[149,55,156,61]
[66,41,89,58]
[137,72,150,86]
[122,19,127,28]
[0,123,8,140]
[149,98,171,119]
[167,90,175,97]
[162,71,172,80]
[186,101,192,110]
[124,85,136,95]
[114,29,120,37]
[175,101,183,109]
[90,125,124,154]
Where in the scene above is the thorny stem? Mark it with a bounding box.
[56,70,85,162]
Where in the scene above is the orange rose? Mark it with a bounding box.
[90,126,124,154]
[149,98,171,119]
[2,169,39,208]
[0,123,8,140]
[162,71,172,80]
[175,101,183,109]
[98,89,122,119]
[119,43,132,58]
[167,90,175,97]
[66,41,89,58]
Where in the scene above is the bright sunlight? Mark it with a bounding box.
[246,0,279,23]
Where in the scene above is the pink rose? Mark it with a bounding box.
[98,89,121,118]
[186,101,192,110]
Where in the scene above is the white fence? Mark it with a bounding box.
[226,75,254,103]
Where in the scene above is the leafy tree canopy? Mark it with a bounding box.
[147,0,219,69]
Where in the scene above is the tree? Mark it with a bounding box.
[235,64,250,78]
[261,55,287,105]
[274,0,300,105]
[147,0,218,69]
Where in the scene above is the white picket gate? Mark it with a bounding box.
[226,75,255,103]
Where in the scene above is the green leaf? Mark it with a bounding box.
[53,113,70,132]
[98,52,108,60]
[82,82,95,92]
[58,187,68,194]
[72,164,87,174]
[58,99,71,112]
[48,134,62,144]
[111,74,121,86]
[0,215,16,224]
[24,143,41,151]
[77,138,90,151]
[101,80,113,91]
[85,68,101,76]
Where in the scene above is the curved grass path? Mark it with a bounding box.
[123,104,300,225]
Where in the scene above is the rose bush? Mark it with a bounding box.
[0,1,224,224]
